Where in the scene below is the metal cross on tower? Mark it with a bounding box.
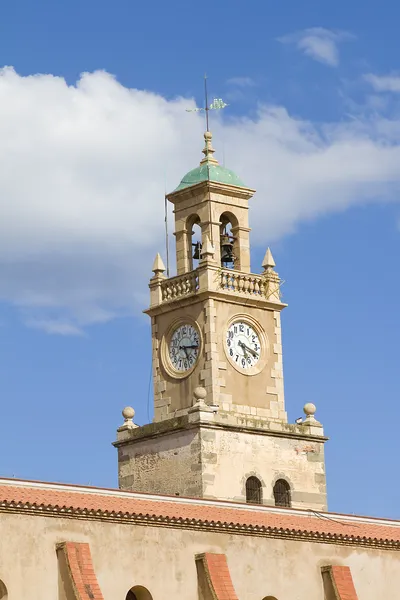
[186,75,228,131]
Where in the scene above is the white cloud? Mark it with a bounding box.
[1,67,400,332]
[25,318,85,336]
[364,73,400,93]
[279,28,352,67]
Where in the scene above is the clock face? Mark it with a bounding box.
[169,323,200,372]
[226,321,261,370]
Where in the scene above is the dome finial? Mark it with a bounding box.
[200,131,219,166]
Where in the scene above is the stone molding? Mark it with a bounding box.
[2,501,399,551]
[114,415,328,447]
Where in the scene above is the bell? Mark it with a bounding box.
[192,241,202,260]
[220,234,235,266]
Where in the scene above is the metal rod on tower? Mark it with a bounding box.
[164,178,170,277]
[204,73,210,132]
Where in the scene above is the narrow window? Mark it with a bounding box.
[245,476,262,504]
[273,479,291,507]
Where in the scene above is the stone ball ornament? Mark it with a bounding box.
[122,406,135,420]
[303,402,316,416]
[193,387,207,401]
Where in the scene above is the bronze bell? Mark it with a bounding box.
[220,234,235,266]
[192,241,202,260]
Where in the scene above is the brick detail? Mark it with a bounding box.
[57,542,104,600]
[196,553,238,600]
[321,565,359,600]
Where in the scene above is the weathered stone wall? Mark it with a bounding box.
[117,423,203,497]
[0,510,398,599]
[116,415,327,510]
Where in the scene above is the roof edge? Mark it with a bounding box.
[0,477,398,528]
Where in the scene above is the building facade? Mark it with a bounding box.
[0,130,399,600]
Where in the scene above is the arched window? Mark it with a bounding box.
[125,586,153,600]
[187,214,202,271]
[0,580,8,600]
[273,479,291,507]
[245,476,262,504]
[219,212,238,269]
[262,596,278,600]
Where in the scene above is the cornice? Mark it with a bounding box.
[113,416,328,448]
[166,180,256,203]
[144,288,287,318]
[0,499,398,551]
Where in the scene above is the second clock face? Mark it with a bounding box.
[226,321,261,370]
[169,323,200,373]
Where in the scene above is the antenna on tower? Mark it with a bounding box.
[204,73,210,132]
[186,75,229,187]
[164,174,170,278]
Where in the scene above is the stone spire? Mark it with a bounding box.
[152,253,166,276]
[262,247,276,271]
[262,247,281,302]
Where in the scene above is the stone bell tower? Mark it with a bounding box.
[114,131,328,511]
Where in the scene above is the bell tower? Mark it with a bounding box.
[114,131,328,512]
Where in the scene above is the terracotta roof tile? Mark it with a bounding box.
[0,478,399,547]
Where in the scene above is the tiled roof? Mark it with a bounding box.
[0,478,399,550]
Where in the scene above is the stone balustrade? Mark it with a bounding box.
[160,271,199,302]
[219,269,278,300]
[156,267,280,305]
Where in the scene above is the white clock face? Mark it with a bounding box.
[169,324,200,372]
[226,321,261,370]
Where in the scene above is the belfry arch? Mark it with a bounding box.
[186,214,202,271]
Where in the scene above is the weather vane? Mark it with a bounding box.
[186,74,228,131]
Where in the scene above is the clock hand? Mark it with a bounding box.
[238,341,249,358]
[179,345,189,359]
[242,343,259,358]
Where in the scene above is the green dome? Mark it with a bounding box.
[174,163,246,192]
[173,131,246,192]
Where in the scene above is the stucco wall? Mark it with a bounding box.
[0,511,398,599]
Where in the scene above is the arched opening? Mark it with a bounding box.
[245,476,262,504]
[273,479,291,507]
[187,214,202,271]
[219,212,238,269]
[262,596,278,600]
[125,586,153,600]
[0,580,8,600]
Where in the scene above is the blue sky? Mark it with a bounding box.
[1,0,400,518]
